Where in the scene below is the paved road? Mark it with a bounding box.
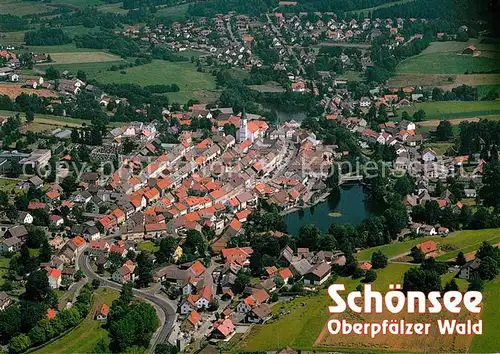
[76,247,177,352]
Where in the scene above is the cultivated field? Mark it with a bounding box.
[44,51,123,65]
[398,101,500,120]
[154,3,190,20]
[0,83,57,99]
[87,60,218,103]
[417,115,500,129]
[388,73,500,91]
[349,0,413,14]
[0,0,53,15]
[249,83,286,93]
[396,41,500,75]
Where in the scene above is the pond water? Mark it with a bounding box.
[276,110,307,123]
[284,184,375,236]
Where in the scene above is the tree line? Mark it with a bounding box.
[24,27,72,46]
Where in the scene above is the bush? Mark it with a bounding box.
[371,250,388,269]
[364,270,377,283]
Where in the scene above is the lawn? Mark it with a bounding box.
[396,41,500,74]
[470,277,500,353]
[440,271,468,291]
[238,263,413,352]
[0,256,10,286]
[34,288,119,354]
[355,228,500,261]
[423,142,455,156]
[399,101,500,120]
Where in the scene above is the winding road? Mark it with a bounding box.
[76,247,177,351]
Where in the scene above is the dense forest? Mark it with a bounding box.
[188,0,277,17]
[74,31,141,58]
[283,0,401,13]
[0,14,26,31]
[458,120,500,155]
[24,27,72,46]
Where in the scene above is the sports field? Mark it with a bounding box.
[396,41,500,75]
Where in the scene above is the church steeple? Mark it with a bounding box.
[239,108,248,143]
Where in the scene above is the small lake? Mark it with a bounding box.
[284,184,375,236]
[276,110,307,122]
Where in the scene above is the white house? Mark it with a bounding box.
[236,298,253,313]
[422,148,437,163]
[48,268,62,289]
[359,97,371,107]
[18,212,33,224]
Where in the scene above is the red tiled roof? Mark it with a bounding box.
[416,240,437,254]
[187,310,201,325]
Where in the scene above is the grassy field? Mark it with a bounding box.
[0,30,25,45]
[0,110,124,135]
[97,2,129,14]
[38,59,218,103]
[25,43,105,54]
[46,51,123,65]
[89,60,217,103]
[34,288,119,354]
[470,277,500,353]
[137,241,159,253]
[399,101,500,120]
[355,228,500,261]
[388,73,500,92]
[349,0,413,14]
[477,84,500,96]
[0,257,10,286]
[396,41,500,75]
[155,3,190,20]
[423,142,455,155]
[0,0,53,15]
